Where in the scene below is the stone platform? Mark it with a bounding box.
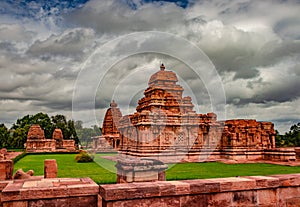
[1,177,99,207]
[99,173,300,207]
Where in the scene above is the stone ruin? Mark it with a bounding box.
[13,169,35,179]
[92,100,122,152]
[52,128,63,148]
[94,64,296,162]
[116,157,168,183]
[26,124,76,152]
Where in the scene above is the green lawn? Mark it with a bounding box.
[166,162,300,180]
[13,154,117,184]
[14,154,300,184]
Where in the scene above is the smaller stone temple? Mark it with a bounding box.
[92,100,122,152]
[26,124,76,152]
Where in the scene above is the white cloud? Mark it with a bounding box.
[0,0,299,133]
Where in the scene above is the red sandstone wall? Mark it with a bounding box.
[1,174,300,207]
[99,174,300,207]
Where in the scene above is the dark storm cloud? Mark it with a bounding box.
[27,28,96,59]
[274,17,300,40]
[0,0,299,132]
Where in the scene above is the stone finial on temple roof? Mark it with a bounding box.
[110,100,118,108]
[160,63,165,71]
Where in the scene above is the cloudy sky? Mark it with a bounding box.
[0,0,299,133]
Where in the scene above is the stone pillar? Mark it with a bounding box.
[44,159,57,178]
[158,171,166,181]
[116,157,168,183]
[271,135,276,148]
[0,160,13,180]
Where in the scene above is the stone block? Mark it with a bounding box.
[270,174,300,187]
[3,201,28,207]
[286,197,300,207]
[207,192,232,207]
[167,181,190,195]
[116,157,168,183]
[246,176,280,189]
[1,177,98,203]
[232,191,257,206]
[180,194,208,207]
[112,197,180,207]
[44,159,57,178]
[156,181,176,196]
[257,189,277,206]
[211,177,256,192]
[0,160,13,180]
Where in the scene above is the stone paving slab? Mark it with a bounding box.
[1,177,99,202]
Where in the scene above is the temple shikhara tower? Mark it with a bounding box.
[94,64,295,162]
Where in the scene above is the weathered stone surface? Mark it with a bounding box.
[93,100,122,151]
[286,197,300,207]
[0,160,13,180]
[13,169,34,180]
[44,159,57,179]
[257,189,277,206]
[52,128,63,148]
[99,174,300,207]
[94,64,287,162]
[1,177,98,207]
[26,124,55,152]
[0,148,7,160]
[1,174,300,207]
[27,125,45,140]
[26,125,76,153]
[116,157,168,183]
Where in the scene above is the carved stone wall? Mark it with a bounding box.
[99,174,300,207]
[96,64,291,162]
[26,125,76,153]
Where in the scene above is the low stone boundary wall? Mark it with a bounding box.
[99,174,300,207]
[0,174,300,206]
[1,177,99,207]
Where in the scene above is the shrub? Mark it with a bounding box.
[75,151,94,163]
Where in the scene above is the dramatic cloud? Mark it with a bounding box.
[0,0,299,133]
[28,28,96,59]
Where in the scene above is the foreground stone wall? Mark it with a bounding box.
[99,174,300,207]
[1,174,300,206]
[0,177,98,207]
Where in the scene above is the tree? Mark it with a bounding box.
[276,122,300,147]
[67,120,79,144]
[6,113,79,149]
[11,127,29,149]
[75,120,83,130]
[12,113,54,139]
[0,124,10,148]
[51,115,79,144]
[51,114,67,137]
[76,123,101,148]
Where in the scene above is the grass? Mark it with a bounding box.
[166,162,300,180]
[13,153,117,184]
[14,154,300,184]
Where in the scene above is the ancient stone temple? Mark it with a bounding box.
[96,64,295,162]
[26,125,76,152]
[92,101,122,151]
[26,125,56,152]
